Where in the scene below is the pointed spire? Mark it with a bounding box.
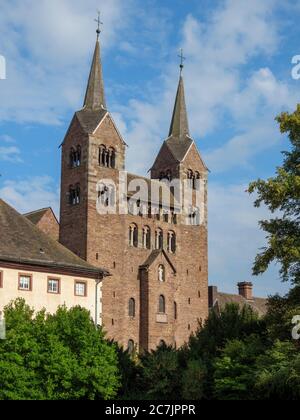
[169,74,190,138]
[83,20,106,111]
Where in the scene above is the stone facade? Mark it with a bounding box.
[59,37,209,351]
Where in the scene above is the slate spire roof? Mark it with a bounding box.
[164,73,194,163]
[169,75,190,139]
[83,38,106,111]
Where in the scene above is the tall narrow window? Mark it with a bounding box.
[194,172,200,190]
[109,147,116,169]
[142,226,151,249]
[0,271,3,288]
[76,146,81,167]
[128,339,135,355]
[70,147,76,168]
[174,302,177,320]
[129,298,136,318]
[129,224,138,248]
[99,145,106,167]
[167,231,176,254]
[187,169,194,188]
[155,229,163,250]
[158,295,166,314]
[69,185,80,206]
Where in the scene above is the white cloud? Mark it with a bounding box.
[0,0,134,125]
[0,176,60,215]
[118,0,300,176]
[209,182,290,297]
[0,135,22,162]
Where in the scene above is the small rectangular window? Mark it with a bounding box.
[19,274,32,291]
[75,281,87,297]
[48,278,60,294]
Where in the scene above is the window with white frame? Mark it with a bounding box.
[19,275,31,291]
[75,281,87,297]
[48,278,60,294]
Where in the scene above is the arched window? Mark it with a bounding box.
[75,184,80,204]
[158,265,165,282]
[129,298,135,318]
[155,228,163,250]
[142,226,151,249]
[158,295,166,314]
[174,302,177,320]
[70,147,78,168]
[98,183,115,208]
[109,148,116,169]
[187,169,194,188]
[75,146,81,167]
[128,339,135,355]
[69,185,80,206]
[167,231,176,254]
[99,145,106,167]
[159,340,166,347]
[166,170,172,181]
[163,211,169,223]
[129,224,138,248]
[194,171,200,190]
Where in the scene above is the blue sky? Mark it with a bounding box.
[1,0,300,297]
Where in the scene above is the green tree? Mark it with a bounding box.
[256,340,300,400]
[185,304,266,399]
[137,344,182,400]
[248,105,300,284]
[0,299,120,400]
[265,285,300,341]
[214,335,266,400]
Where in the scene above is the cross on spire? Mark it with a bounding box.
[95,10,103,39]
[178,48,186,73]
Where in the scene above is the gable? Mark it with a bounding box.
[182,141,208,172]
[140,249,176,274]
[61,113,89,148]
[151,141,179,173]
[93,113,127,147]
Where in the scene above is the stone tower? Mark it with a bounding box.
[59,32,208,351]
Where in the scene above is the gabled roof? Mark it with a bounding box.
[212,292,267,317]
[24,208,50,225]
[24,207,59,226]
[0,199,109,278]
[140,249,176,274]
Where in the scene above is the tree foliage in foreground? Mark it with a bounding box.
[248,105,300,284]
[0,299,120,400]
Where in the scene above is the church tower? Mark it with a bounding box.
[60,24,208,351]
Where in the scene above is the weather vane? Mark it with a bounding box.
[95,10,103,39]
[178,48,186,73]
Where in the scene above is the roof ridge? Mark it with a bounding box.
[23,207,51,216]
